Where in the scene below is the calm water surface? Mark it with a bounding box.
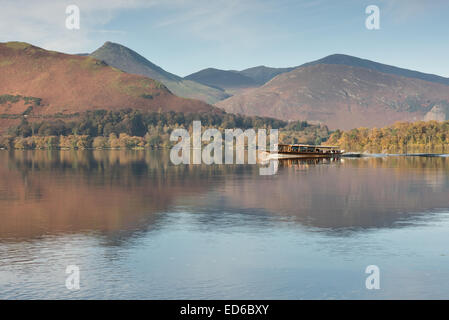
[0,150,448,299]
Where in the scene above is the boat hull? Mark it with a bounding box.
[262,152,342,160]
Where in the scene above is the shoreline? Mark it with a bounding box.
[2,147,448,158]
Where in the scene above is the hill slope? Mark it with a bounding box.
[216,63,449,130]
[184,68,259,91]
[300,54,449,86]
[184,65,296,93]
[90,42,229,104]
[0,42,218,117]
[239,66,295,84]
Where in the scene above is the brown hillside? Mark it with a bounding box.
[0,42,219,117]
[216,64,449,130]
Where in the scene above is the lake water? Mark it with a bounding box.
[0,150,448,299]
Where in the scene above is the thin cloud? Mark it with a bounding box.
[0,0,327,53]
[0,0,156,52]
[381,0,448,22]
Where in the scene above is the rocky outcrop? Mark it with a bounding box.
[424,104,449,121]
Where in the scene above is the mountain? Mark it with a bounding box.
[90,42,229,104]
[300,54,449,86]
[0,42,218,118]
[216,61,449,130]
[184,68,259,91]
[184,66,295,94]
[239,66,296,84]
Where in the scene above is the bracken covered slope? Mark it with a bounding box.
[0,42,219,117]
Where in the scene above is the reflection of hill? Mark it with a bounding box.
[1,151,449,242]
[0,150,230,241]
[217,157,449,229]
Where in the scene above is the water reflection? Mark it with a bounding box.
[0,150,230,241]
[221,156,449,229]
[1,151,449,242]
[1,151,449,299]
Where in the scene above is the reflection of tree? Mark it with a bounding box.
[1,151,449,243]
[0,150,244,241]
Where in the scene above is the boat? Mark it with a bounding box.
[262,144,343,160]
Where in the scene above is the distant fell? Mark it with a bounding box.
[90,42,229,104]
[184,68,259,91]
[216,63,449,130]
[300,54,449,86]
[239,66,296,84]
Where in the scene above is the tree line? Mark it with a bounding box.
[326,121,449,153]
[1,109,329,149]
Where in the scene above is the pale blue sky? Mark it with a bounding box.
[1,0,449,77]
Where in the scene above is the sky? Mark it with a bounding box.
[1,0,448,77]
